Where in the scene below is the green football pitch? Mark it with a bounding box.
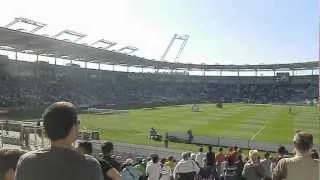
[80,104,320,151]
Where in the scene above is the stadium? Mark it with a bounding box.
[0,17,319,153]
[0,16,319,177]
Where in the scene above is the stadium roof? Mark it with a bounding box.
[0,27,317,71]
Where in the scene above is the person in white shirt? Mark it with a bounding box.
[173,152,200,180]
[195,147,206,168]
[159,158,171,180]
[146,154,161,180]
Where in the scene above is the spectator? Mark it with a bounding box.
[159,158,171,180]
[101,142,122,172]
[260,152,272,180]
[242,150,264,180]
[195,147,206,168]
[146,154,161,180]
[224,156,239,180]
[198,158,212,180]
[77,141,93,155]
[134,159,147,180]
[276,146,288,164]
[272,131,319,180]
[122,158,141,180]
[0,149,25,180]
[165,156,176,171]
[15,101,104,180]
[215,147,225,176]
[173,152,199,180]
[230,146,240,162]
[206,145,219,180]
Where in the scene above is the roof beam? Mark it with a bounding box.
[118,46,138,54]
[53,29,87,42]
[91,39,117,49]
[5,17,47,33]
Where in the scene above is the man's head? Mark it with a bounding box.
[0,149,25,180]
[208,145,212,152]
[199,147,203,152]
[219,147,223,152]
[101,142,114,156]
[277,146,287,156]
[43,102,79,144]
[264,152,270,159]
[78,141,93,155]
[293,131,313,153]
[151,154,159,163]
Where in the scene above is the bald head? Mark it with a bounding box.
[293,131,313,153]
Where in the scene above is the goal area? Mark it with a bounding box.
[231,98,250,103]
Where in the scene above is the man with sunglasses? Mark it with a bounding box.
[15,101,103,180]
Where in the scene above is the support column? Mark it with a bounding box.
[220,69,223,76]
[311,69,314,76]
[237,69,240,77]
[292,70,295,76]
[36,55,39,62]
[255,69,258,77]
[273,70,276,77]
[141,67,144,73]
[203,70,205,76]
[112,65,115,71]
[127,66,129,72]
[15,51,18,60]
[85,62,87,69]
[54,58,57,65]
[98,63,101,70]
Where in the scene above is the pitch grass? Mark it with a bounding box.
[80,103,320,151]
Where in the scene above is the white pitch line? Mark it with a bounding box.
[250,126,266,141]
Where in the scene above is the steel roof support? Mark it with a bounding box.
[91,39,117,49]
[53,30,87,42]
[160,34,189,62]
[5,17,47,33]
[118,46,138,54]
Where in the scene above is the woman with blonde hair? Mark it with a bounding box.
[242,150,264,180]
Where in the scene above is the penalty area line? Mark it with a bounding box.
[250,126,266,141]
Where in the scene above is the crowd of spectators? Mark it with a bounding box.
[0,67,317,108]
[0,101,318,180]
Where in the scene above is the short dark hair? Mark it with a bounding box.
[160,158,167,164]
[151,154,159,163]
[43,102,78,141]
[264,152,270,159]
[293,131,313,152]
[199,147,203,152]
[208,145,212,151]
[278,146,287,155]
[219,147,223,152]
[101,142,114,154]
[0,149,25,175]
[78,141,93,154]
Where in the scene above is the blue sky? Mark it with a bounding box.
[0,0,318,65]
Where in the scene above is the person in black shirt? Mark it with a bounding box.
[98,157,121,180]
[101,142,122,172]
[206,145,219,180]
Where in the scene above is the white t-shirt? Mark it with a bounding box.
[173,159,200,179]
[195,152,206,168]
[160,165,171,180]
[146,162,161,180]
